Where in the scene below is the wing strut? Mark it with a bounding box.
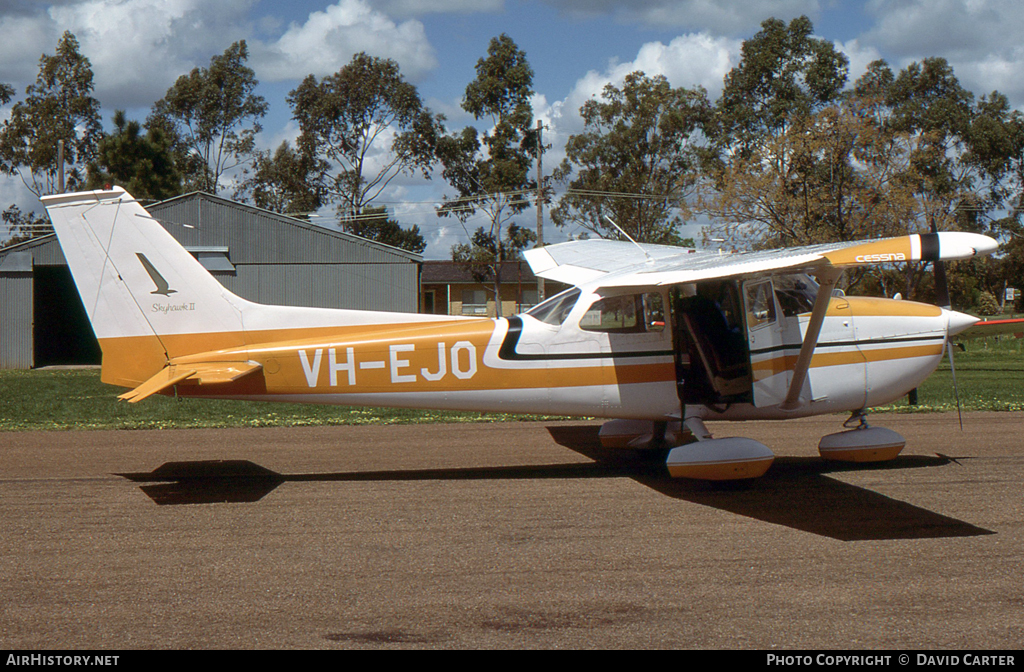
[780,267,842,411]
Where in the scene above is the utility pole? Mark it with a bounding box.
[535,119,545,302]
[57,140,65,193]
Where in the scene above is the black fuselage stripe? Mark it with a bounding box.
[502,317,944,363]
[499,316,672,362]
[749,335,945,356]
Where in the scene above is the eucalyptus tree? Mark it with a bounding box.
[288,52,444,219]
[701,16,850,248]
[149,41,267,194]
[343,205,426,254]
[234,141,325,217]
[0,31,102,198]
[860,58,1022,303]
[436,34,539,316]
[714,16,847,155]
[552,71,711,244]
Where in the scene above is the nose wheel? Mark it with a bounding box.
[818,410,906,462]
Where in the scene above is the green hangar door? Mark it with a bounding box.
[33,265,101,367]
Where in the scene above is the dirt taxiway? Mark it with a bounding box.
[1,412,1022,649]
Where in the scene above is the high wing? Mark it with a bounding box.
[523,233,998,290]
[525,232,998,414]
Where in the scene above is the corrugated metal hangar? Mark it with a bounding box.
[0,192,423,369]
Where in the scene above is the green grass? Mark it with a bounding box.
[1,336,1022,431]
[0,368,571,432]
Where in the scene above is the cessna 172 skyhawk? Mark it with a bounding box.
[43,187,999,480]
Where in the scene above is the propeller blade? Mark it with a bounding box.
[931,224,960,428]
[934,259,951,309]
[946,339,964,431]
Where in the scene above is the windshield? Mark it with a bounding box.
[525,288,581,325]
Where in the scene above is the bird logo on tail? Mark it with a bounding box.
[136,253,177,296]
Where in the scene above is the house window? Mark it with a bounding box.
[519,290,539,312]
[461,289,488,315]
[186,247,235,274]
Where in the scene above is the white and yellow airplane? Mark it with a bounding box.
[43,187,998,480]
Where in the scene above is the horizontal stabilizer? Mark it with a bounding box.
[118,361,262,403]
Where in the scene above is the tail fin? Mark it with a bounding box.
[45,187,458,392]
[43,188,250,386]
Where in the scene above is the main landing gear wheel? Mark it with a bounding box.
[665,416,775,480]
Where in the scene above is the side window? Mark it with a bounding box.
[774,274,818,317]
[644,292,666,332]
[744,280,776,330]
[580,292,665,334]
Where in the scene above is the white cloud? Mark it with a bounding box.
[250,0,438,82]
[258,119,301,153]
[548,32,741,144]
[0,0,254,109]
[369,0,503,19]
[0,0,439,113]
[0,13,60,84]
[864,0,1009,58]
[862,0,1024,104]
[835,38,884,85]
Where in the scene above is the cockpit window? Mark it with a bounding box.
[580,292,665,334]
[580,294,641,332]
[774,274,818,317]
[526,288,581,325]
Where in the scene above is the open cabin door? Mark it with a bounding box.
[671,280,753,407]
[743,278,789,407]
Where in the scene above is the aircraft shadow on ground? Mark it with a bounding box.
[549,425,994,542]
[115,425,993,542]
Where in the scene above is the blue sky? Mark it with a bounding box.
[1,1,1022,256]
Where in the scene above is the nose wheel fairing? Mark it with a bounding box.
[818,411,906,462]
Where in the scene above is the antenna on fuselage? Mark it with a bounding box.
[604,216,654,264]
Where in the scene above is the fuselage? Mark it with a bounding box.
[159,279,958,423]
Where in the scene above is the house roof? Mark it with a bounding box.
[421,260,538,284]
